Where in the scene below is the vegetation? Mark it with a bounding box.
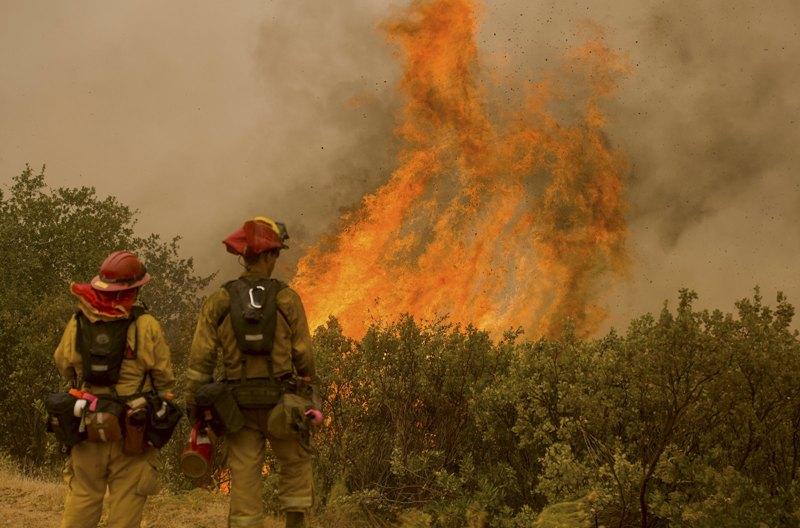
[0,166,211,470]
[1,167,799,527]
[309,292,800,527]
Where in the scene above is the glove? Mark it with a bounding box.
[304,408,323,426]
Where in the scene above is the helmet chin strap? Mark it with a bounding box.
[110,288,139,301]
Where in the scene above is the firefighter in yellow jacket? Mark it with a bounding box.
[184,217,320,528]
[54,251,175,528]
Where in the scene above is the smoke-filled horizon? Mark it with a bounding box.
[1,0,798,333]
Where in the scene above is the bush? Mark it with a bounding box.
[309,291,800,527]
[309,316,515,525]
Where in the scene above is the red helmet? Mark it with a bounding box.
[223,217,289,258]
[90,251,151,292]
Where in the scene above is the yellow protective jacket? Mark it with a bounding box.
[184,271,314,404]
[53,307,175,397]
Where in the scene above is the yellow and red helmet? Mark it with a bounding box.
[223,216,289,257]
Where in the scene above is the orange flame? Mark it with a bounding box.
[294,0,629,338]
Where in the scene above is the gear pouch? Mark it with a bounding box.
[85,398,124,443]
[145,394,183,449]
[45,392,85,448]
[267,393,312,441]
[196,382,245,436]
[122,403,149,455]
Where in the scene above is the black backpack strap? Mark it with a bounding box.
[129,308,150,395]
[125,307,145,361]
[264,280,287,382]
[135,371,153,395]
[73,311,84,387]
[273,280,290,325]
[217,308,230,328]
[216,280,239,328]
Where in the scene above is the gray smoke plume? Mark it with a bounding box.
[478,0,800,325]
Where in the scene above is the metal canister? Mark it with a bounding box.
[179,421,214,478]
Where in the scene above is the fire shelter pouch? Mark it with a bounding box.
[85,398,124,443]
[233,380,283,410]
[45,392,85,448]
[267,393,312,441]
[195,383,245,436]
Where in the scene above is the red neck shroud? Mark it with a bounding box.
[70,283,137,319]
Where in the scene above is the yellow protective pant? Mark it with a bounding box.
[60,441,159,528]
[226,409,313,528]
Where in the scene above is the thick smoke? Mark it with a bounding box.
[0,0,400,280]
[478,0,800,326]
[1,0,798,328]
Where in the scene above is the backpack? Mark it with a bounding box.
[223,278,287,356]
[75,307,144,386]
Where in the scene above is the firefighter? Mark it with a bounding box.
[184,216,321,528]
[54,251,175,528]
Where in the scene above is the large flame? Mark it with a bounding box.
[294,0,629,338]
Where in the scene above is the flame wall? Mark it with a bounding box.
[294,0,630,338]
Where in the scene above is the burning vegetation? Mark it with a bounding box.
[294,0,630,338]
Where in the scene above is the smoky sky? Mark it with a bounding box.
[1,0,798,329]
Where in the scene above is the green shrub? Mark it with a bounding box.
[309,290,800,527]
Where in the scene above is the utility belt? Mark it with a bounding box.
[227,376,286,409]
[45,382,182,455]
[195,377,285,437]
[194,373,314,448]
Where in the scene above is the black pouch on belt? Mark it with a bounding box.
[195,382,245,436]
[145,393,183,448]
[45,392,85,449]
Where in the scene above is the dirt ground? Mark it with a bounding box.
[0,464,282,528]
